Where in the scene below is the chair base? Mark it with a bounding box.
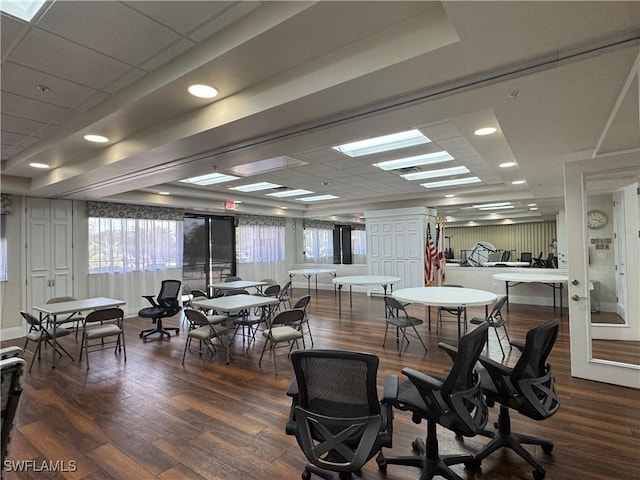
[379,421,474,480]
[139,318,179,341]
[302,464,362,480]
[473,405,552,480]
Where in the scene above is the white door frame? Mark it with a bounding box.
[564,152,640,389]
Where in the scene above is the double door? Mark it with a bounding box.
[26,198,74,309]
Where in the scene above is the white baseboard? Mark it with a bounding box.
[0,325,26,341]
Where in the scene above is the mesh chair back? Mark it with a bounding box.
[512,319,559,382]
[520,252,532,263]
[157,280,181,312]
[442,322,489,400]
[292,349,380,418]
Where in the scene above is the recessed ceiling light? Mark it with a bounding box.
[158,191,170,195]
[230,182,281,192]
[474,127,497,136]
[332,129,431,157]
[29,162,50,169]
[512,180,526,185]
[320,182,331,186]
[188,84,219,99]
[83,134,109,143]
[421,177,481,188]
[373,151,454,171]
[266,189,314,198]
[527,203,537,207]
[401,166,469,181]
[298,194,339,202]
[180,173,239,186]
[530,207,539,211]
[499,162,516,168]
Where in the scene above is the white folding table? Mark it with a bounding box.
[493,272,568,315]
[207,280,268,297]
[33,297,126,368]
[191,294,279,363]
[332,275,401,316]
[393,286,497,338]
[288,268,337,297]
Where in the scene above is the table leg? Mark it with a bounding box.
[559,284,563,315]
[337,285,343,315]
[304,275,311,297]
[349,286,353,310]
[50,313,57,368]
[505,281,510,312]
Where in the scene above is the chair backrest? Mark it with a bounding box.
[500,250,511,262]
[512,318,560,386]
[84,307,124,326]
[279,280,291,299]
[441,322,489,400]
[383,296,407,317]
[520,252,532,263]
[1,347,26,467]
[20,311,41,330]
[183,308,210,328]
[190,289,208,300]
[224,289,249,296]
[263,284,281,297]
[224,276,242,283]
[271,309,304,327]
[260,278,277,286]
[489,295,507,319]
[292,295,311,311]
[157,280,182,311]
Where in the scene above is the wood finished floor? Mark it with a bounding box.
[3,289,639,480]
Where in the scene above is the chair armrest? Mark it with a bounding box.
[438,342,458,363]
[286,378,298,398]
[510,340,525,352]
[382,375,399,404]
[142,295,158,307]
[478,355,512,376]
[402,367,443,391]
[0,346,23,360]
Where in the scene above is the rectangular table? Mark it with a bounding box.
[33,297,125,368]
[288,268,337,297]
[332,275,402,316]
[492,273,568,315]
[207,280,268,297]
[191,294,279,363]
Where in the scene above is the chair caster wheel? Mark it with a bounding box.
[376,453,387,471]
[464,459,480,469]
[139,332,143,338]
[302,470,311,480]
[533,469,546,480]
[542,444,553,454]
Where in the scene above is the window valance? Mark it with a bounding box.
[237,214,286,227]
[87,201,184,221]
[1,195,11,215]
[304,219,335,230]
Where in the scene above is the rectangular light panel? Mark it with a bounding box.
[298,194,339,202]
[179,173,239,186]
[401,166,470,181]
[332,129,430,157]
[266,189,314,198]
[229,182,282,192]
[421,176,481,188]
[373,151,454,171]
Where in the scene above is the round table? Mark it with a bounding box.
[332,275,402,315]
[288,268,337,297]
[492,273,568,314]
[393,286,497,338]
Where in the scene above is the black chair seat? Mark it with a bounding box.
[139,306,165,318]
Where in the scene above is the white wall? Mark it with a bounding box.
[0,196,24,338]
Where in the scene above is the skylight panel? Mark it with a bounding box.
[266,189,314,198]
[420,177,481,188]
[229,182,281,192]
[373,151,454,171]
[298,194,339,202]
[1,0,47,21]
[477,205,514,211]
[401,166,470,181]
[179,173,239,186]
[332,129,430,157]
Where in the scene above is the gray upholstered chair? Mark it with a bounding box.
[20,311,73,372]
[80,307,126,369]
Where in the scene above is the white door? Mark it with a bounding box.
[26,198,74,311]
[564,153,640,389]
[556,210,568,269]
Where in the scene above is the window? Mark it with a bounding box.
[0,215,6,281]
[236,223,285,264]
[352,229,366,264]
[303,226,334,264]
[88,217,183,273]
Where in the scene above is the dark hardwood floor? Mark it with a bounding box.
[3,289,639,480]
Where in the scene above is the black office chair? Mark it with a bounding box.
[286,349,397,480]
[500,250,511,262]
[473,319,560,480]
[532,252,546,268]
[378,322,489,480]
[138,279,182,341]
[1,347,26,469]
[520,252,533,265]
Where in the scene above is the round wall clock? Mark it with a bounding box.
[587,210,608,229]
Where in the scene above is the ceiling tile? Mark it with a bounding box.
[188,2,262,43]
[8,28,131,89]
[1,92,68,124]
[1,114,54,137]
[1,62,98,109]
[126,1,233,35]
[102,69,148,95]
[140,38,196,72]
[1,14,29,58]
[36,2,181,66]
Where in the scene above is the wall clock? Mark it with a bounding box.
[587,210,608,229]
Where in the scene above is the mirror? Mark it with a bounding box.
[586,167,640,366]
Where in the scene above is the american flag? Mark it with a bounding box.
[425,224,436,286]
[435,224,446,285]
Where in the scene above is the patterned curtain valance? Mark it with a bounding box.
[237,214,286,227]
[352,222,365,231]
[87,201,184,221]
[0,194,11,215]
[303,219,335,230]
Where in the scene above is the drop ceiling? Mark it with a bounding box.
[1,1,639,226]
